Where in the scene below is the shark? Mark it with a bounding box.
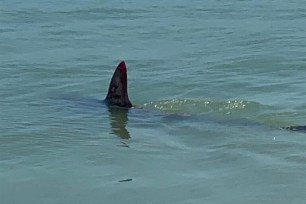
[104,61,133,108]
[104,61,306,133]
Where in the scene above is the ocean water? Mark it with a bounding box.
[1,0,306,203]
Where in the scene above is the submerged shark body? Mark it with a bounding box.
[104,61,306,133]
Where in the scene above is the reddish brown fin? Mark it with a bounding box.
[105,61,132,108]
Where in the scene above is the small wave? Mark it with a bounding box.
[143,99,264,116]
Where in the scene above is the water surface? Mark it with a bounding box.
[1,0,306,203]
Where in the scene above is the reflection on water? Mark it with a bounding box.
[108,106,130,139]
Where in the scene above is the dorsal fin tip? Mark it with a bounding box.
[118,60,126,67]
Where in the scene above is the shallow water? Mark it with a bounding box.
[1,0,306,203]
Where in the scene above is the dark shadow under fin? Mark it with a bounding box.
[108,105,130,139]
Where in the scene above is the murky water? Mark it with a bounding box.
[1,0,306,203]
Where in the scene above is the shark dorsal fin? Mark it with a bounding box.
[105,61,132,108]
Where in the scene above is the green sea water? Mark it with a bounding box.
[1,0,306,203]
